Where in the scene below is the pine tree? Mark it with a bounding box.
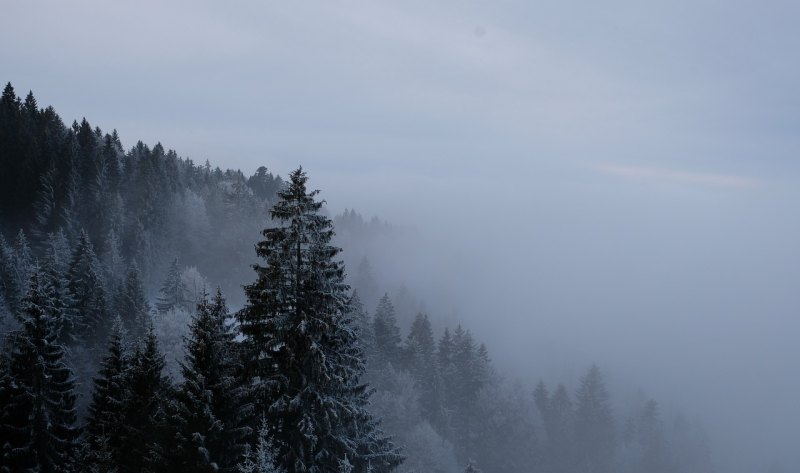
[171,289,253,473]
[157,257,186,313]
[0,271,79,472]
[372,294,402,368]
[85,318,129,469]
[238,167,402,473]
[575,365,616,473]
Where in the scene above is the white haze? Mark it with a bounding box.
[4,1,800,471]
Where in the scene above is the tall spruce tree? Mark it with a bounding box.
[85,318,129,469]
[0,271,79,472]
[117,328,172,473]
[171,289,252,473]
[238,168,401,473]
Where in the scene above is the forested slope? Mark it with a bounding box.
[0,83,714,473]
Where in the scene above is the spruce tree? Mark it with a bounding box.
[41,229,75,343]
[156,257,186,313]
[172,289,253,473]
[118,328,172,473]
[113,262,150,340]
[237,419,285,473]
[67,229,109,343]
[404,313,442,424]
[238,167,401,473]
[575,365,616,473]
[85,318,129,468]
[1,271,79,472]
[372,294,402,368]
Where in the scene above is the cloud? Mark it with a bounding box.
[593,163,760,189]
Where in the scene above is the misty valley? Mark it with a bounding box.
[0,83,777,473]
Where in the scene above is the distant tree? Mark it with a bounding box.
[0,271,79,472]
[238,168,402,473]
[372,293,402,368]
[157,257,187,313]
[575,365,616,473]
[67,229,109,343]
[404,313,442,424]
[246,166,283,201]
[113,262,150,340]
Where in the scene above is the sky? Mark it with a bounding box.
[4,1,800,471]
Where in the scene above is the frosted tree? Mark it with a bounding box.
[238,167,402,473]
[404,313,442,424]
[40,229,75,343]
[0,271,79,472]
[86,318,129,468]
[118,328,172,472]
[67,229,109,343]
[372,294,402,368]
[238,419,284,473]
[157,257,187,313]
[113,262,150,341]
[171,289,253,473]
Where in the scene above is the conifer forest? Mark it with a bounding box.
[2,2,799,473]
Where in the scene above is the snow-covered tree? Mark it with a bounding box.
[238,419,285,473]
[0,270,79,472]
[157,257,187,313]
[372,294,402,368]
[113,262,150,341]
[238,167,402,473]
[117,327,172,472]
[171,289,253,473]
[86,318,129,468]
[67,229,109,343]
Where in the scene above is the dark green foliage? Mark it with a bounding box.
[112,263,150,340]
[0,271,79,473]
[117,328,172,473]
[238,168,401,473]
[85,320,129,470]
[66,229,109,343]
[170,289,253,473]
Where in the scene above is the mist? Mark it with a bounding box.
[3,0,800,472]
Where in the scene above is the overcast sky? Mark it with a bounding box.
[4,1,800,471]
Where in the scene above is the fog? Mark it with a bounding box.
[4,0,800,471]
